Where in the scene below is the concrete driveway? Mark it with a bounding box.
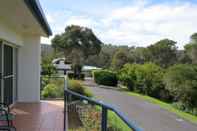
[84,79,197,131]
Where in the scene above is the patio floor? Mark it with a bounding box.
[12,101,64,131]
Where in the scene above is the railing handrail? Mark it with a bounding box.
[41,76,142,131]
[64,89,142,131]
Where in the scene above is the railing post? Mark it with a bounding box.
[64,91,66,131]
[101,107,108,131]
[64,76,68,131]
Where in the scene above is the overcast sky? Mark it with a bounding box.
[40,0,197,49]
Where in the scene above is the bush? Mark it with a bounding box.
[93,70,118,86]
[68,80,93,97]
[41,56,56,76]
[118,64,140,90]
[79,73,85,80]
[173,102,197,116]
[67,72,85,80]
[118,63,169,100]
[163,64,197,108]
[67,72,75,79]
[135,63,165,98]
[42,84,59,98]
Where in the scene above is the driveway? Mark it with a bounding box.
[84,78,197,131]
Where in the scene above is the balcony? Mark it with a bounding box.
[8,76,141,131]
[13,101,64,131]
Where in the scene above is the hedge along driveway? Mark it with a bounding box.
[84,80,197,131]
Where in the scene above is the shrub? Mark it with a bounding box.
[41,77,65,98]
[67,72,75,79]
[41,56,56,76]
[172,102,197,116]
[93,70,118,86]
[67,72,85,80]
[41,84,59,98]
[163,64,197,108]
[119,63,169,100]
[68,80,93,97]
[118,64,140,90]
[135,63,165,98]
[79,73,85,80]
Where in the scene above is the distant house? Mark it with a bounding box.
[52,58,72,74]
[52,58,101,75]
[82,65,102,71]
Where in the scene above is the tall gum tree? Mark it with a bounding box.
[52,25,103,78]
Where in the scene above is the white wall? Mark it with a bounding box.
[0,21,23,46]
[0,15,42,103]
[17,35,41,102]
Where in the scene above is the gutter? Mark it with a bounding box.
[24,0,52,36]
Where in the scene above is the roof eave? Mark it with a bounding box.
[24,0,52,36]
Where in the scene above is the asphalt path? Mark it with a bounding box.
[84,79,197,131]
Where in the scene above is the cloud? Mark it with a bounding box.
[65,16,99,28]
[102,2,197,48]
[42,1,197,48]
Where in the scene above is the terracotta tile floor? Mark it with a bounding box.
[12,101,65,131]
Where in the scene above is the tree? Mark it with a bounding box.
[185,33,197,64]
[130,47,150,64]
[163,64,197,107]
[176,50,192,64]
[41,56,56,76]
[148,39,177,68]
[52,25,103,78]
[111,49,128,70]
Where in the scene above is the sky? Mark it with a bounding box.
[40,0,197,48]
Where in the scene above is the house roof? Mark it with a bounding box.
[24,0,52,36]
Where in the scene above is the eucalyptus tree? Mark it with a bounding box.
[185,33,197,64]
[52,25,103,78]
[148,39,177,68]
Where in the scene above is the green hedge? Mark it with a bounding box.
[93,70,118,86]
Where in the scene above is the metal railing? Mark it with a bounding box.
[41,76,142,131]
[64,86,142,131]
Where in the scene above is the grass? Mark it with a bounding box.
[94,106,132,131]
[68,105,132,131]
[127,91,197,124]
[108,110,131,131]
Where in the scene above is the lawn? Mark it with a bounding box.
[127,91,197,124]
[108,110,132,131]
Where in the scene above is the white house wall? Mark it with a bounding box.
[17,35,41,102]
[0,21,23,46]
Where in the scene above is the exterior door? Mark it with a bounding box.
[0,41,17,105]
[4,44,14,105]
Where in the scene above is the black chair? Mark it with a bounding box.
[0,126,16,131]
[0,103,16,131]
